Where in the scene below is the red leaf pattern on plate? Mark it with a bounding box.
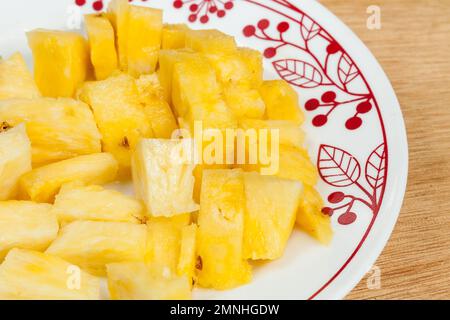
[273,59,323,88]
[318,145,361,187]
[300,15,320,41]
[338,53,359,85]
[365,143,386,189]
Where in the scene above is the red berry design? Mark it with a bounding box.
[92,0,103,10]
[75,0,86,6]
[338,212,357,225]
[326,42,340,54]
[243,25,256,37]
[224,1,234,10]
[277,22,290,33]
[305,99,320,111]
[200,15,209,24]
[312,115,328,127]
[188,14,197,22]
[217,10,226,17]
[322,207,334,216]
[346,116,362,130]
[356,101,372,114]
[321,91,336,103]
[258,19,270,30]
[209,6,217,13]
[264,47,277,59]
[189,4,198,12]
[328,192,345,204]
[173,0,183,9]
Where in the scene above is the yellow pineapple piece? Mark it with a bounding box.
[237,47,263,87]
[127,6,163,76]
[243,172,302,260]
[0,52,40,99]
[259,80,304,124]
[162,24,188,49]
[185,29,236,54]
[224,85,266,119]
[52,184,144,224]
[0,124,31,200]
[84,14,118,80]
[107,262,191,300]
[0,201,58,260]
[297,186,332,244]
[46,220,147,276]
[27,29,88,97]
[0,249,100,300]
[19,153,118,203]
[107,0,130,70]
[136,73,164,102]
[204,53,253,86]
[177,224,198,285]
[0,98,101,166]
[196,169,251,289]
[78,74,153,176]
[132,139,199,217]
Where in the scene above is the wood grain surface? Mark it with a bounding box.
[318,0,450,300]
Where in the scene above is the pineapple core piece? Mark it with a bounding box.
[297,186,333,244]
[185,29,237,54]
[46,220,147,276]
[0,98,101,166]
[107,262,191,300]
[127,5,163,76]
[78,74,153,176]
[132,139,199,217]
[259,80,304,125]
[0,124,31,200]
[84,14,118,80]
[196,169,252,289]
[243,172,302,260]
[19,153,118,203]
[0,201,58,260]
[0,249,100,300]
[27,29,88,98]
[0,52,40,99]
[107,0,130,70]
[162,24,189,50]
[52,184,144,224]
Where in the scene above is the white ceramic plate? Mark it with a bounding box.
[0,0,408,300]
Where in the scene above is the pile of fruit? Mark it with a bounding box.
[0,0,332,299]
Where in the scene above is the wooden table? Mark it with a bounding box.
[319,0,450,299]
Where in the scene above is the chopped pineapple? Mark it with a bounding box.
[46,220,147,276]
[243,172,302,260]
[224,85,266,119]
[107,262,191,300]
[0,52,40,99]
[185,29,236,54]
[107,0,130,70]
[237,47,263,87]
[84,14,118,80]
[297,186,332,244]
[162,24,188,49]
[78,74,153,176]
[19,153,118,203]
[27,29,88,97]
[0,98,101,166]
[52,184,144,224]
[127,6,163,76]
[259,80,304,124]
[0,124,31,200]
[0,201,58,260]
[136,73,164,103]
[0,249,100,300]
[204,53,253,86]
[177,224,198,284]
[132,139,199,217]
[196,169,251,289]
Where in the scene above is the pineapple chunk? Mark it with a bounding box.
[136,73,164,103]
[132,139,199,217]
[237,47,263,87]
[0,201,57,260]
[243,173,302,260]
[52,184,144,224]
[204,53,254,86]
[224,85,266,119]
[46,220,147,276]
[27,29,88,97]
[0,52,40,99]
[78,74,153,176]
[162,24,188,49]
[107,262,191,300]
[85,14,118,80]
[127,6,163,76]
[196,169,251,289]
[0,249,100,300]
[0,124,31,200]
[259,80,304,124]
[177,224,198,284]
[19,153,118,203]
[107,0,130,70]
[297,186,332,244]
[0,98,101,166]
[185,29,236,54]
